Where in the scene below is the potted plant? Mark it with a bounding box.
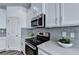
[57,37,73,48]
[28,32,34,37]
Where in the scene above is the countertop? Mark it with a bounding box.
[24,36,36,39]
[37,40,79,55]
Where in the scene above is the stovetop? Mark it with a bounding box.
[25,38,43,46]
[25,33,50,47]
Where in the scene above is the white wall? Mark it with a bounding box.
[0,9,6,28]
[7,6,27,28]
[6,6,28,51]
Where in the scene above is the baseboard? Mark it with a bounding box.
[0,49,7,52]
[6,48,21,51]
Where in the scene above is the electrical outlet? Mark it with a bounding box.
[62,32,67,37]
[70,32,75,38]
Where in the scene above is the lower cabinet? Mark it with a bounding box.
[38,48,49,55]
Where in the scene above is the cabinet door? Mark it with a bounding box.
[26,10,33,28]
[45,3,59,27]
[38,48,49,55]
[61,3,79,25]
[31,3,42,17]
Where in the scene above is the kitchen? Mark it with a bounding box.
[0,3,79,55]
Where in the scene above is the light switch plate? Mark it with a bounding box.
[70,32,75,38]
[62,32,67,37]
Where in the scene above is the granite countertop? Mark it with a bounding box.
[37,40,79,55]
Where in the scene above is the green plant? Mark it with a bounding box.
[28,32,34,36]
[58,37,71,44]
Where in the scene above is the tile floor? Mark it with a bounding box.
[0,50,24,55]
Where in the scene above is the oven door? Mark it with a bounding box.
[25,43,38,55]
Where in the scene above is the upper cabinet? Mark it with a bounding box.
[45,3,60,27]
[0,9,6,28]
[44,3,79,27]
[31,3,42,17]
[26,10,34,28]
[31,3,60,28]
[60,3,79,26]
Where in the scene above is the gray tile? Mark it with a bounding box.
[21,26,79,45]
[0,50,24,55]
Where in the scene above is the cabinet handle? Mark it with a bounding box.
[16,35,18,37]
[59,16,62,25]
[55,18,57,24]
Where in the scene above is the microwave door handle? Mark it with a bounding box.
[37,19,39,26]
[42,14,44,27]
[42,15,44,26]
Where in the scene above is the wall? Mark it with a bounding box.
[21,28,33,39]
[0,8,6,28]
[0,9,6,37]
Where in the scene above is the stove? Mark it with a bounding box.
[25,32,50,55]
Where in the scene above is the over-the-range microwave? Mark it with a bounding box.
[31,14,45,28]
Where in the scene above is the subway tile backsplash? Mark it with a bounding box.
[0,29,6,37]
[21,26,79,41]
[21,28,33,39]
[21,26,79,48]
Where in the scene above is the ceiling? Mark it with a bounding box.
[0,3,31,9]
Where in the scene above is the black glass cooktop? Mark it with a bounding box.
[25,38,43,46]
[25,35,50,46]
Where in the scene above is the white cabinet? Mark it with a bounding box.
[60,3,79,26]
[38,48,49,55]
[0,9,6,28]
[31,3,42,17]
[31,3,60,27]
[19,7,27,28]
[45,3,60,27]
[26,10,33,28]
[45,3,79,27]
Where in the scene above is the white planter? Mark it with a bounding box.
[57,41,73,48]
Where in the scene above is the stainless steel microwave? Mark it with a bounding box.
[31,14,45,28]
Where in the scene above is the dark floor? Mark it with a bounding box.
[0,50,24,55]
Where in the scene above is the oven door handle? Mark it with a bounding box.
[25,42,37,50]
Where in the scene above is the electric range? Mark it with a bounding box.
[25,32,50,55]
